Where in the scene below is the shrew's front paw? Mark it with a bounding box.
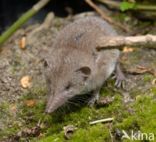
[87,90,100,107]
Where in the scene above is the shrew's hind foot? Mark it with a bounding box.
[113,63,126,88]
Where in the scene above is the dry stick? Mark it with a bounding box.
[97,0,119,9]
[96,34,156,50]
[109,129,114,142]
[89,118,114,125]
[0,0,52,47]
[85,0,129,32]
[97,0,156,11]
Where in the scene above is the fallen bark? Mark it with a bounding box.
[96,34,156,50]
[0,0,52,47]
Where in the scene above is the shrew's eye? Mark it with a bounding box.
[65,82,72,90]
[83,76,88,81]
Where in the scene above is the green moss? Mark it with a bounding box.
[2,82,156,141]
[143,74,153,82]
[125,50,143,65]
[38,124,110,142]
[0,102,10,113]
[0,126,20,139]
[17,87,47,126]
[22,86,47,100]
[151,87,156,95]
[130,90,142,98]
[134,96,156,134]
[37,135,63,142]
[71,124,110,142]
[17,89,122,141]
[0,102,20,139]
[0,86,47,141]
[114,95,156,141]
[35,94,125,142]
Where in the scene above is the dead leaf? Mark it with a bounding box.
[97,96,114,106]
[152,78,156,85]
[11,125,41,141]
[63,125,77,139]
[24,100,36,107]
[123,46,134,53]
[10,104,17,113]
[20,75,32,88]
[19,36,26,49]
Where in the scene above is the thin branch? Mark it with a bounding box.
[0,0,52,47]
[89,117,114,125]
[96,35,156,50]
[97,0,120,9]
[109,129,114,142]
[85,0,129,32]
[137,4,156,11]
[96,0,156,11]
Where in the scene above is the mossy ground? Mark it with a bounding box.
[1,77,155,142]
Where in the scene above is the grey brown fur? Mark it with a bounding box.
[44,17,124,113]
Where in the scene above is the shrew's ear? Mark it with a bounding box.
[76,66,91,76]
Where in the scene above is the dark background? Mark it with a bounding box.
[0,0,91,33]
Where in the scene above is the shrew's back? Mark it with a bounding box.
[52,17,117,53]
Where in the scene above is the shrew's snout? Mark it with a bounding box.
[45,93,68,114]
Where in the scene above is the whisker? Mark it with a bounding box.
[67,100,80,107]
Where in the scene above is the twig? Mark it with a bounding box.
[85,0,129,32]
[97,0,119,9]
[96,0,156,11]
[0,0,52,47]
[89,117,114,125]
[125,65,156,77]
[109,129,114,142]
[96,34,156,50]
[137,4,156,11]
